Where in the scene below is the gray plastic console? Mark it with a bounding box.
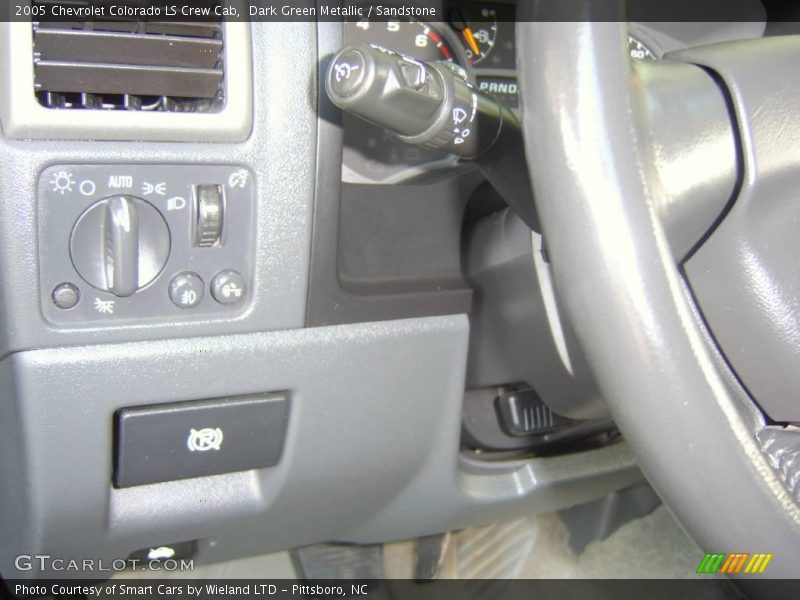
[466,209,608,420]
[0,316,641,578]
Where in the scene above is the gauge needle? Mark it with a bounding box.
[462,27,481,57]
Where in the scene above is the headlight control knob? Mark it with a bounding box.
[70,195,171,297]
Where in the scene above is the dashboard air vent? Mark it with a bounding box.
[32,2,224,112]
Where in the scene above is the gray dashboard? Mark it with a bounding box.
[0,4,771,581]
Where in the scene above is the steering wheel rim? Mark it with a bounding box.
[516,17,800,577]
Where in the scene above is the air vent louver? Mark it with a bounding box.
[32,1,224,112]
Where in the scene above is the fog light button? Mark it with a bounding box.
[169,271,204,308]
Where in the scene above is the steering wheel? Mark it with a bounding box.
[517,9,800,578]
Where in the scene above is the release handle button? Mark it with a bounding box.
[114,393,289,488]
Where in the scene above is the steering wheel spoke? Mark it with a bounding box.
[672,37,800,424]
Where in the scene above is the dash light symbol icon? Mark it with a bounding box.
[228,169,249,189]
[143,181,167,196]
[167,196,187,211]
[93,297,115,315]
[221,282,243,300]
[51,171,75,195]
[181,290,198,306]
[187,427,223,452]
[334,61,359,82]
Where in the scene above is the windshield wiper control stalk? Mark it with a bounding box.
[325,43,539,232]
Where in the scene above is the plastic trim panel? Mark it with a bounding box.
[0,22,315,357]
[0,316,640,577]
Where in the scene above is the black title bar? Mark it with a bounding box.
[0,0,793,23]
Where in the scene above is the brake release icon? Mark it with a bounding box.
[187,427,224,452]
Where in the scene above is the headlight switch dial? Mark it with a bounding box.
[70,195,170,297]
